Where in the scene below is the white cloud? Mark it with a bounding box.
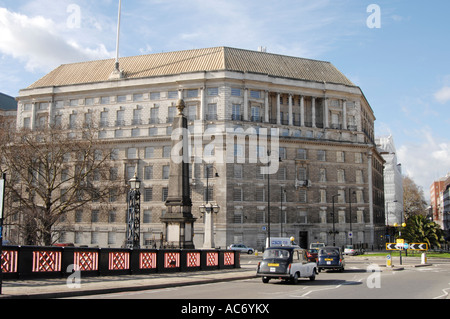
[434,86,450,104]
[0,7,112,72]
[397,129,450,200]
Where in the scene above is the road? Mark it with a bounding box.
[69,255,450,300]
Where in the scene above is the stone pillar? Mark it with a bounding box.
[160,99,196,249]
[324,97,329,128]
[312,97,316,128]
[200,87,205,121]
[288,94,293,126]
[243,88,249,121]
[300,95,305,127]
[342,99,347,130]
[276,93,281,125]
[264,90,269,123]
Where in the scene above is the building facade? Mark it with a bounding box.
[430,173,450,231]
[0,92,17,128]
[13,47,385,249]
[376,135,403,226]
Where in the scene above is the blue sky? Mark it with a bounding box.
[0,0,449,200]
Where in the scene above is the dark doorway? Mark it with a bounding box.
[299,231,308,249]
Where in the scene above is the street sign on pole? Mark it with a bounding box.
[387,242,428,251]
[386,243,397,250]
[409,243,428,251]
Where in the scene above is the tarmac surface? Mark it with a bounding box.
[0,253,443,299]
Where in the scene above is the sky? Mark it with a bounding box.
[0,0,449,201]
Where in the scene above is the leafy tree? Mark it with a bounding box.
[402,215,445,249]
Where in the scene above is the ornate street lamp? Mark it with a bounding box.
[126,173,141,249]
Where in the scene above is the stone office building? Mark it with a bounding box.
[15,47,385,249]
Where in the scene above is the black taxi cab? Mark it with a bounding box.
[256,246,318,284]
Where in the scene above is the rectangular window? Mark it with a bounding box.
[233,211,243,224]
[250,90,261,99]
[231,88,241,96]
[144,188,153,202]
[143,210,152,223]
[162,165,170,179]
[168,91,178,99]
[144,166,153,180]
[298,190,307,203]
[317,150,326,161]
[150,92,160,100]
[162,187,168,201]
[255,188,265,202]
[233,188,243,201]
[187,89,198,98]
[207,103,217,120]
[232,104,241,120]
[91,210,99,223]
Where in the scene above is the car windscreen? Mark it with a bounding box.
[263,249,290,260]
[319,248,340,256]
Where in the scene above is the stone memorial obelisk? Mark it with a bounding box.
[160,99,196,249]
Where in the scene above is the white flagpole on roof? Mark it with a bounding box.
[114,0,122,71]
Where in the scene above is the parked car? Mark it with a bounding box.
[344,245,357,256]
[343,245,365,256]
[306,249,318,262]
[317,246,345,272]
[256,246,318,284]
[228,244,254,254]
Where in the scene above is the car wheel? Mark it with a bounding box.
[262,277,270,284]
[291,272,299,285]
[248,250,253,254]
[309,273,316,281]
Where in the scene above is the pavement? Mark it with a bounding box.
[0,253,441,299]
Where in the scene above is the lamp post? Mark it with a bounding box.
[0,172,6,295]
[280,187,286,237]
[393,221,406,265]
[200,166,220,249]
[348,189,355,245]
[266,151,282,248]
[126,173,141,249]
[331,194,340,246]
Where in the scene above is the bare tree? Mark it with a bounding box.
[403,175,428,220]
[0,124,126,246]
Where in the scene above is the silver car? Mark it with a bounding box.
[228,244,254,254]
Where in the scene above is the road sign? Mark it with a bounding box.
[386,242,408,250]
[409,243,428,251]
[348,231,353,238]
[386,243,397,250]
[387,242,428,250]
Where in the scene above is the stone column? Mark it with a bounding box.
[276,93,281,125]
[243,88,249,121]
[342,99,347,130]
[264,90,269,123]
[300,95,305,127]
[312,97,316,128]
[288,94,293,126]
[200,87,205,121]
